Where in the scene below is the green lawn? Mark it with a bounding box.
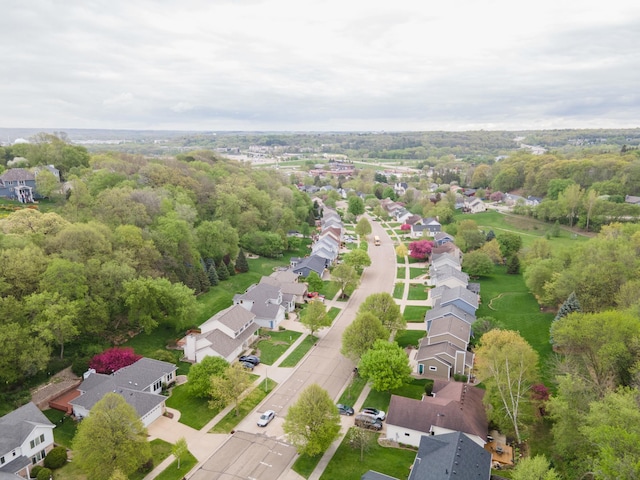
[392,283,404,299]
[292,453,324,478]
[475,266,554,378]
[454,210,591,251]
[319,280,341,300]
[319,429,416,480]
[152,450,198,480]
[338,374,368,407]
[403,305,428,323]
[255,330,302,365]
[409,267,425,279]
[121,325,192,375]
[406,284,428,301]
[43,409,77,448]
[396,266,406,279]
[363,378,432,410]
[209,379,277,433]
[395,330,425,349]
[165,383,220,430]
[279,335,317,367]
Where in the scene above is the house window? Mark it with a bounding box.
[40,434,44,443]
[1,456,5,464]
[404,433,410,437]
[429,366,437,372]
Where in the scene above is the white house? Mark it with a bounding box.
[185,304,260,364]
[0,402,55,478]
[233,283,288,329]
[465,197,486,213]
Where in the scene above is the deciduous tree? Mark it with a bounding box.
[462,250,494,277]
[187,356,229,398]
[475,329,539,443]
[172,437,189,470]
[358,340,412,392]
[355,217,372,237]
[341,312,389,362]
[343,248,371,273]
[331,264,359,299]
[408,239,433,260]
[348,196,365,217]
[357,292,405,333]
[300,300,331,337]
[395,243,408,258]
[73,393,151,480]
[90,347,142,374]
[512,455,560,480]
[283,384,341,456]
[209,363,252,416]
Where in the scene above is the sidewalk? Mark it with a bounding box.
[308,382,372,480]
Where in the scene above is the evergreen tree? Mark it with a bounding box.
[554,292,581,321]
[486,229,496,242]
[217,261,230,281]
[236,249,249,273]
[506,255,520,274]
[227,261,236,276]
[207,263,219,286]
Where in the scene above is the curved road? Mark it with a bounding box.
[190,217,397,479]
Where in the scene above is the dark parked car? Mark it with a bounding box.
[240,361,255,370]
[355,413,383,431]
[361,407,386,421]
[337,404,354,416]
[239,355,261,365]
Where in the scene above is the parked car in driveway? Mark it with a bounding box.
[240,361,255,370]
[239,355,260,365]
[257,410,276,427]
[354,413,383,431]
[337,404,354,416]
[361,407,386,421]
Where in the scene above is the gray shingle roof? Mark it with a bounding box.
[439,286,478,311]
[0,402,54,458]
[408,432,491,480]
[198,321,260,358]
[425,305,475,325]
[416,340,472,368]
[201,304,256,332]
[0,168,35,182]
[427,316,471,344]
[234,283,284,319]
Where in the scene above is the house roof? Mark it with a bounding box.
[290,255,327,276]
[234,283,283,319]
[431,243,461,256]
[112,357,178,391]
[408,432,491,480]
[200,304,257,333]
[425,304,476,325]
[431,265,469,286]
[0,402,54,456]
[405,214,423,225]
[428,316,471,343]
[269,270,299,284]
[439,286,478,311]
[387,385,487,442]
[362,471,399,480]
[196,321,260,358]
[260,276,308,296]
[416,340,473,369]
[434,232,455,242]
[0,168,35,182]
[431,253,460,268]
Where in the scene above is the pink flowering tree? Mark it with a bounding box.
[400,224,411,231]
[489,191,504,202]
[408,240,433,260]
[90,347,142,374]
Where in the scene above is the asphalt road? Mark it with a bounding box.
[191,216,397,478]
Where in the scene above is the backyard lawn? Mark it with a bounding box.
[319,430,416,480]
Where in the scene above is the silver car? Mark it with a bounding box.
[257,410,276,427]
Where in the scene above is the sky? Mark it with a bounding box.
[2,0,640,132]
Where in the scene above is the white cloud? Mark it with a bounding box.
[1,0,639,131]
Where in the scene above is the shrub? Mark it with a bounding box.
[44,446,67,469]
[137,458,154,473]
[36,467,52,480]
[30,465,42,478]
[453,373,468,382]
[72,356,91,377]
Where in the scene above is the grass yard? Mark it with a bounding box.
[403,305,428,323]
[395,330,425,349]
[255,330,302,365]
[475,266,554,379]
[319,429,417,480]
[396,266,406,279]
[292,453,323,479]
[122,325,192,375]
[165,383,220,430]
[43,409,77,448]
[363,378,432,411]
[319,280,341,300]
[454,210,591,251]
[209,379,277,433]
[152,450,198,480]
[392,283,404,299]
[338,374,368,407]
[279,335,317,367]
[409,267,426,279]
[406,284,428,301]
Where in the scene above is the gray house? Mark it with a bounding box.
[436,285,478,315]
[290,255,328,278]
[233,283,289,329]
[0,169,36,203]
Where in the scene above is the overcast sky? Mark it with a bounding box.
[2,0,640,132]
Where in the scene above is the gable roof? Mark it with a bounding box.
[427,316,471,344]
[408,432,491,480]
[439,286,478,311]
[290,255,327,276]
[233,283,283,319]
[195,321,260,358]
[111,357,177,390]
[431,243,461,256]
[200,304,257,333]
[269,270,299,283]
[260,276,308,296]
[430,265,469,285]
[434,232,455,242]
[425,304,476,325]
[0,168,35,182]
[386,386,487,442]
[416,341,474,369]
[362,471,399,480]
[0,402,54,455]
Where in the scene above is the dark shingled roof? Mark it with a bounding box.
[386,383,488,442]
[0,168,35,182]
[0,402,54,461]
[408,432,491,480]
